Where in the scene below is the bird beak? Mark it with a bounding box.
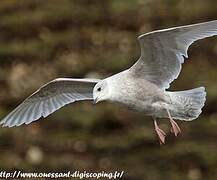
[93,97,99,104]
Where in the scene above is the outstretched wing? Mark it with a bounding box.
[1,78,99,127]
[130,20,217,89]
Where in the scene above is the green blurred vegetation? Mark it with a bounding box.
[0,0,217,179]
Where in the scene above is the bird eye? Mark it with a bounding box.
[97,87,101,92]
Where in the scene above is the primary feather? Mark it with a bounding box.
[130,20,217,89]
[0,78,99,127]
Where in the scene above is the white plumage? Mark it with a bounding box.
[1,20,217,144]
[1,78,99,127]
[132,20,217,89]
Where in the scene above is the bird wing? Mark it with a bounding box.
[129,20,217,89]
[1,78,99,127]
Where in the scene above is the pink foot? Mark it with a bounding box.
[170,119,181,136]
[154,120,166,145]
[166,109,181,136]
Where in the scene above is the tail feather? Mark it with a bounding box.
[167,87,206,121]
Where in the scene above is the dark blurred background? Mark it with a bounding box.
[0,0,217,179]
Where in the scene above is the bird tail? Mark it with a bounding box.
[167,87,206,121]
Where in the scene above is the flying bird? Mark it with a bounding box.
[1,20,217,144]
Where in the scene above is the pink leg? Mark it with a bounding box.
[166,109,181,136]
[154,119,166,145]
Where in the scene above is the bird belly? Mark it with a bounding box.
[118,97,159,116]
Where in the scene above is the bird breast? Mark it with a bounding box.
[107,70,168,113]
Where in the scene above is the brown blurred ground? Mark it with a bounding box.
[0,0,217,179]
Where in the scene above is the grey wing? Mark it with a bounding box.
[130,20,217,89]
[1,78,99,127]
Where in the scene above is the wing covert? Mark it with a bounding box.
[130,20,217,89]
[0,78,99,127]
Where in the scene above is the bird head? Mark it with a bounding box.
[93,80,110,104]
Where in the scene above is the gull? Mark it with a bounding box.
[1,20,217,144]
